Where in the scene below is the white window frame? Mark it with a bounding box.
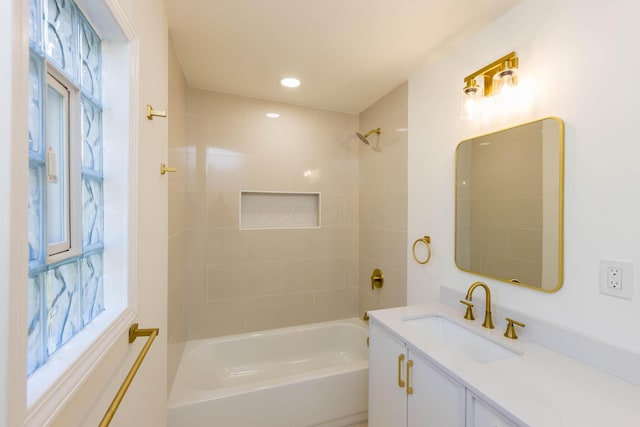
[23,0,140,425]
[44,69,83,262]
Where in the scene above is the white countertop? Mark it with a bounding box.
[369,303,640,427]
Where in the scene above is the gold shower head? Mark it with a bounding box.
[355,128,381,145]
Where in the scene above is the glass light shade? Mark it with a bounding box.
[460,84,482,120]
[493,66,518,95]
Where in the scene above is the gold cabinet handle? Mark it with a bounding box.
[160,163,177,175]
[406,359,414,395]
[397,354,405,388]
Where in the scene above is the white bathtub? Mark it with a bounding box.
[168,318,369,427]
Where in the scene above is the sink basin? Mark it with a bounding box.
[403,315,521,363]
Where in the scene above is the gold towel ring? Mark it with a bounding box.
[412,235,432,264]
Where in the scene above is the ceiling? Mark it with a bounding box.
[164,0,519,114]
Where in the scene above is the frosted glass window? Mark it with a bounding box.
[81,252,104,325]
[82,177,104,248]
[46,260,82,356]
[80,18,101,102]
[29,0,42,50]
[241,192,321,229]
[46,0,77,79]
[29,52,43,154]
[27,274,44,375]
[45,74,70,255]
[28,167,44,266]
[81,97,102,172]
[27,0,104,376]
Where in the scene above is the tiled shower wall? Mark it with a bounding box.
[184,89,360,340]
[167,37,188,392]
[358,83,408,314]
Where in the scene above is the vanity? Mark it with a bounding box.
[370,117,640,425]
[368,299,640,427]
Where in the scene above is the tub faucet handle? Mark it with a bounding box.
[371,268,384,290]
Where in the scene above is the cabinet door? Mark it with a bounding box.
[369,322,408,427]
[406,349,466,427]
[467,391,517,427]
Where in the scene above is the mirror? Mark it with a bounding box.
[455,117,564,292]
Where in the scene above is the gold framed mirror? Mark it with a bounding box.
[455,117,564,292]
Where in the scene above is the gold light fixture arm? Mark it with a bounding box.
[463,51,518,97]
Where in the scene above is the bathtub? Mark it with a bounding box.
[168,318,369,427]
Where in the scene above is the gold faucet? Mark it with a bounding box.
[464,281,494,329]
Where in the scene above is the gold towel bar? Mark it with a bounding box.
[99,323,159,427]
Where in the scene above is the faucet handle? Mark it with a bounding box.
[504,317,526,339]
[459,300,475,321]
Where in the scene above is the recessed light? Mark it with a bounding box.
[266,112,280,119]
[280,77,301,88]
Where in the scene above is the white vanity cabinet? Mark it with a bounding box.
[369,320,466,427]
[466,391,518,427]
[369,319,521,427]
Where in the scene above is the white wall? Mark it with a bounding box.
[0,1,29,425]
[408,0,640,353]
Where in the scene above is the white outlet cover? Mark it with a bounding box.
[599,259,634,300]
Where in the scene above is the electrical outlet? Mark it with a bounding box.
[607,267,622,289]
[600,259,633,300]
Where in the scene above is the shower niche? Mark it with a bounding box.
[240,191,320,229]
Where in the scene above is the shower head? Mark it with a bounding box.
[356,128,381,145]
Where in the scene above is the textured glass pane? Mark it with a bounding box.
[81,252,104,325]
[28,54,43,154]
[46,260,81,356]
[82,177,104,247]
[29,0,42,50]
[46,0,76,79]
[80,18,101,102]
[46,80,70,250]
[81,98,102,173]
[29,167,44,265]
[27,274,44,375]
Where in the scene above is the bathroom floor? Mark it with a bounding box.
[345,423,367,427]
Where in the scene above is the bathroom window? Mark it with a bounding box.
[27,0,105,376]
[45,73,72,256]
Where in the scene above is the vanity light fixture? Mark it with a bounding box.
[266,112,280,118]
[461,51,519,119]
[280,77,301,88]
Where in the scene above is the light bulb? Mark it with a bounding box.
[460,80,482,120]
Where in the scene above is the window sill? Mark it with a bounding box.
[25,306,135,426]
